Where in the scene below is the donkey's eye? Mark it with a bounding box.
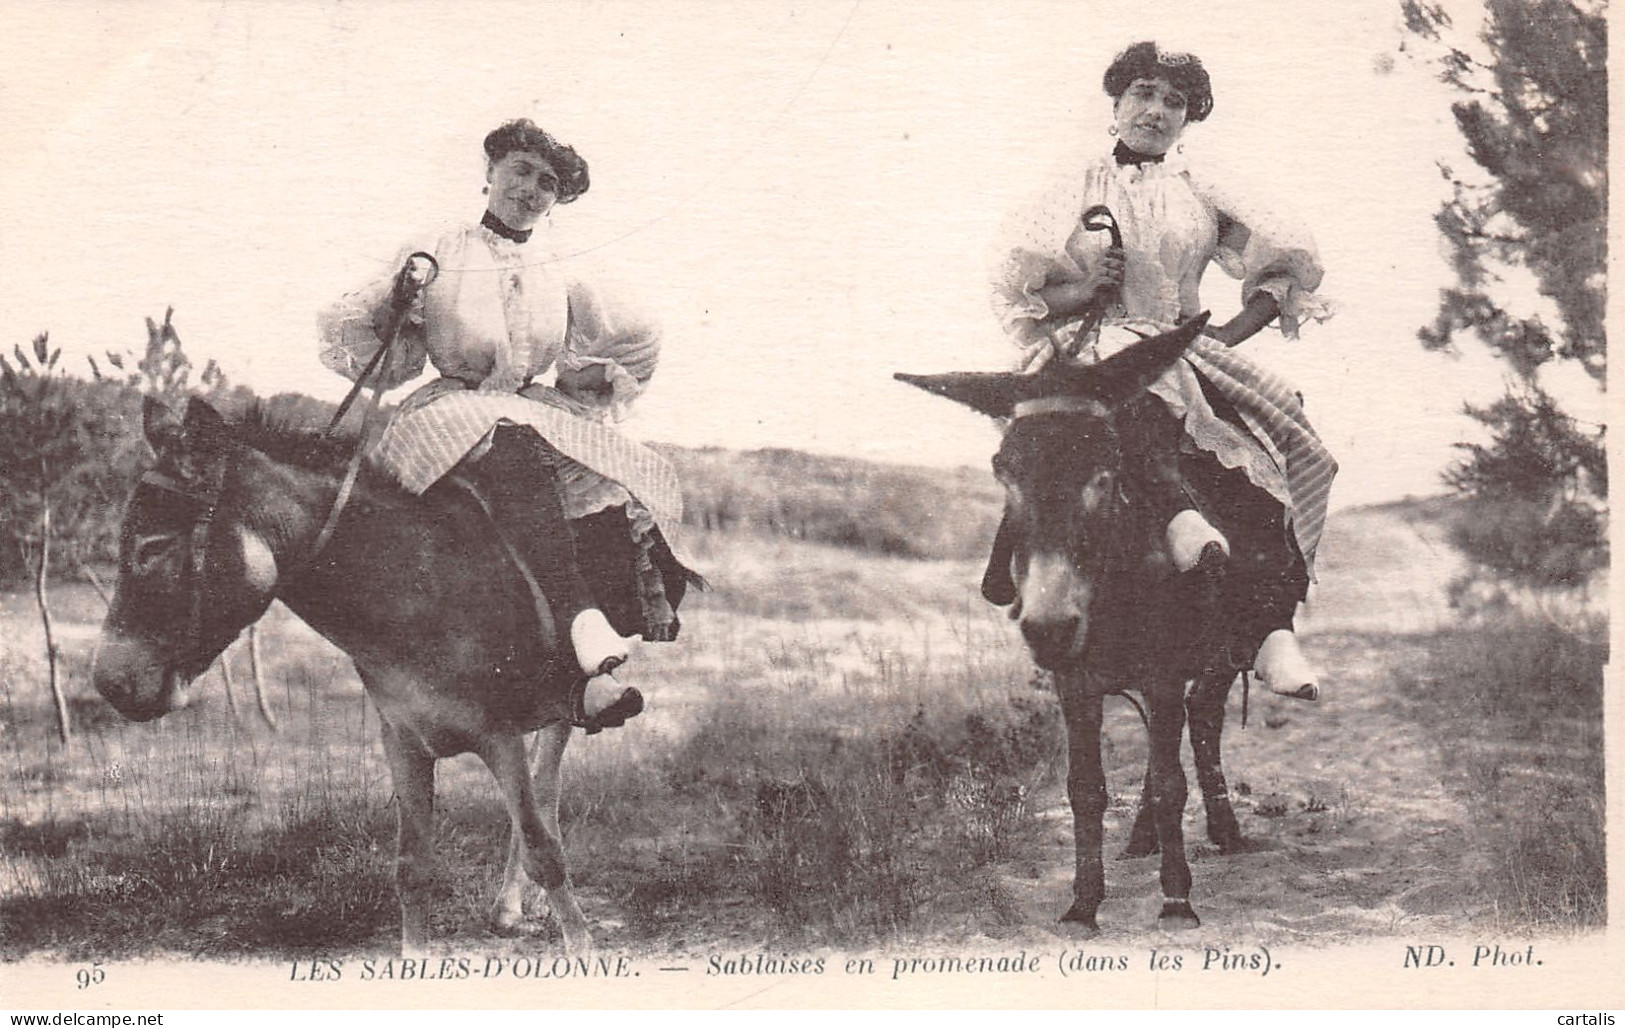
[992,451,1020,484]
[1080,470,1116,510]
[132,534,177,570]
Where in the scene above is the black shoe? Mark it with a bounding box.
[569,677,645,735]
[1191,540,1229,576]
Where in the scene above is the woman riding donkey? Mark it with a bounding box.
[319,117,692,732]
[987,42,1337,700]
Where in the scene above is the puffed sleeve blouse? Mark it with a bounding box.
[317,220,573,396]
[991,152,1334,361]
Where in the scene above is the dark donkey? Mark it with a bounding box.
[897,313,1274,932]
[93,396,691,953]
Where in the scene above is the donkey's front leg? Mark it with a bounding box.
[491,722,573,935]
[477,732,591,955]
[1056,672,1108,932]
[378,714,437,956]
[1147,686,1199,929]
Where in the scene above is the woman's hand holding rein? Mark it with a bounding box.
[1033,264,1278,347]
[1081,245,1126,302]
[1036,245,1125,325]
[369,253,440,344]
[393,253,439,308]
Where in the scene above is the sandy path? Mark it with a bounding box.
[982,503,1495,945]
[559,502,1496,953]
[0,500,1506,955]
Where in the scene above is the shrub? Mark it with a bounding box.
[1398,611,1606,927]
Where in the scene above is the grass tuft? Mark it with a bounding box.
[560,672,1062,946]
[1397,610,1606,928]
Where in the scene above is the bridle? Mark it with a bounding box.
[131,245,426,657]
[135,455,230,671]
[125,249,431,672]
[1011,395,1111,421]
[1004,395,1135,574]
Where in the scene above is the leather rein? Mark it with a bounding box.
[1054,204,1124,362]
[311,253,438,556]
[130,256,437,661]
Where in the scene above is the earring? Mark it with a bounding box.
[1108,124,1118,136]
[482,185,490,195]
[1176,143,1184,154]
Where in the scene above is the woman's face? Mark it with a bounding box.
[1113,76,1190,155]
[486,150,560,229]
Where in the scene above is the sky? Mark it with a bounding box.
[1,0,1600,512]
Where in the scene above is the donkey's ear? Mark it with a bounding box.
[1082,312,1210,402]
[142,395,186,458]
[183,396,228,446]
[144,395,227,469]
[894,370,1025,419]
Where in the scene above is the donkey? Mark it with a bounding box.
[92,396,690,953]
[897,313,1268,932]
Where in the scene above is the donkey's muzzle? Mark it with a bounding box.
[92,631,195,722]
[1021,615,1082,670]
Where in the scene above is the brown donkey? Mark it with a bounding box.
[897,313,1274,932]
[93,397,690,953]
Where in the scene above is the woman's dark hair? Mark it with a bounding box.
[482,118,590,203]
[1102,42,1214,122]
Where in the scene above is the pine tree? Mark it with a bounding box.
[0,311,236,742]
[1401,0,1607,592]
[0,334,118,742]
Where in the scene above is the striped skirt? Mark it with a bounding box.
[370,378,683,531]
[1147,335,1336,575]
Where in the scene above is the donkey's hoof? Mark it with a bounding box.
[1207,813,1271,854]
[490,908,525,936]
[1117,839,1160,859]
[490,909,546,937]
[1157,899,1201,930]
[562,928,595,958]
[1059,904,1100,935]
[1213,833,1268,856]
[1206,820,1245,854]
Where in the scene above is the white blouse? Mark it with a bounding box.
[319,221,574,395]
[316,219,676,523]
[992,152,1334,366]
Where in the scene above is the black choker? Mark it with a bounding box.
[1113,140,1166,167]
[482,209,532,243]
